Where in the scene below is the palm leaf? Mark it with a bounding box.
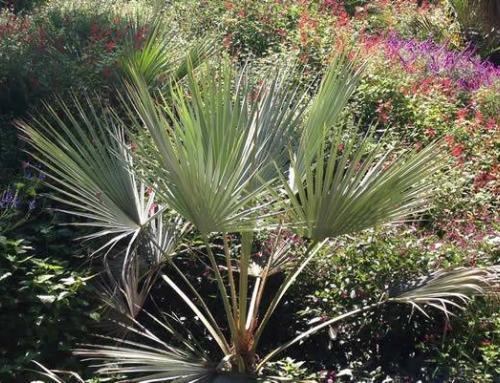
[31,361,86,383]
[120,16,216,87]
[75,314,215,383]
[294,51,363,176]
[281,52,444,240]
[257,266,499,369]
[100,212,190,320]
[125,61,306,233]
[284,127,445,240]
[17,95,154,256]
[389,266,500,319]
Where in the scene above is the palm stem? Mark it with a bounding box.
[168,260,229,348]
[201,233,238,342]
[245,276,261,331]
[143,230,228,347]
[223,234,239,318]
[161,273,231,354]
[252,239,326,350]
[238,232,253,332]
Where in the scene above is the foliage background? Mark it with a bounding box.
[0,0,498,382]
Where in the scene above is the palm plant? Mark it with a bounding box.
[449,0,500,59]
[19,48,499,381]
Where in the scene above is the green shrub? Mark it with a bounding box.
[295,228,499,380]
[0,235,98,382]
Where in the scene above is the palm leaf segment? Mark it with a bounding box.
[285,54,445,240]
[18,96,152,254]
[75,312,215,383]
[127,62,305,233]
[390,266,500,319]
[120,15,216,88]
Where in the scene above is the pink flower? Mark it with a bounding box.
[456,107,468,121]
[485,118,497,131]
[474,171,496,189]
[481,339,492,347]
[444,134,455,145]
[424,127,436,138]
[275,28,287,38]
[451,144,464,157]
[105,40,116,52]
[103,66,112,79]
[474,110,484,124]
[223,1,234,10]
[149,202,158,215]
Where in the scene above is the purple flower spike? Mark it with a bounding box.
[382,34,500,91]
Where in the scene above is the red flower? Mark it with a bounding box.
[474,110,484,124]
[474,171,496,189]
[134,26,148,48]
[456,107,468,121]
[424,127,436,138]
[275,28,287,38]
[485,118,497,131]
[444,134,455,146]
[376,100,392,123]
[102,66,112,79]
[443,321,453,333]
[90,23,102,42]
[37,26,47,49]
[105,40,116,52]
[481,339,492,347]
[223,33,233,49]
[450,144,464,158]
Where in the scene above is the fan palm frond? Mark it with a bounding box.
[31,361,86,383]
[257,266,499,369]
[280,52,445,241]
[389,266,500,319]
[101,213,190,320]
[120,16,216,87]
[247,229,296,278]
[284,128,445,240]
[294,51,363,176]
[17,95,155,256]
[125,61,306,233]
[75,314,215,383]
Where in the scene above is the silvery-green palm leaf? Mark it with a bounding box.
[294,51,363,176]
[258,266,499,368]
[75,312,215,383]
[275,52,445,240]
[120,15,216,87]
[32,361,85,383]
[389,266,500,320]
[100,211,189,320]
[125,62,306,233]
[284,126,445,240]
[17,95,155,255]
